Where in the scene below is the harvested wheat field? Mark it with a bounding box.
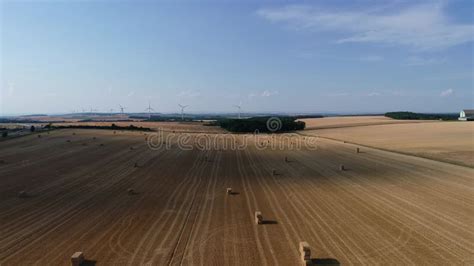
[304,120,474,167]
[0,129,473,265]
[52,121,225,134]
[299,116,427,130]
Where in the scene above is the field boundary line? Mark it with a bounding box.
[297,132,474,169]
[302,120,436,131]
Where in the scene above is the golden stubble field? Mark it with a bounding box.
[302,117,474,167]
[0,126,473,265]
[52,121,225,133]
[299,116,427,130]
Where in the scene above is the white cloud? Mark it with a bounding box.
[405,56,444,66]
[249,90,279,98]
[390,90,405,96]
[440,88,454,97]
[257,3,474,50]
[127,91,135,97]
[177,90,200,98]
[368,92,381,97]
[261,90,279,97]
[360,55,383,62]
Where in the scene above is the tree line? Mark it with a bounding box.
[385,112,458,121]
[216,117,305,133]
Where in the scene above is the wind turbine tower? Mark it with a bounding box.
[145,102,155,119]
[233,102,242,119]
[178,104,189,121]
[119,105,126,115]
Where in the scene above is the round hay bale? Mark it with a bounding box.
[299,241,311,263]
[71,251,84,266]
[255,211,263,224]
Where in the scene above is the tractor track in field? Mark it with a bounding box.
[128,148,206,265]
[0,129,473,265]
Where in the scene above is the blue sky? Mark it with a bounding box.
[1,0,473,115]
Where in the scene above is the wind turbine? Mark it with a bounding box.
[92,108,100,116]
[145,102,155,119]
[119,105,126,114]
[178,104,189,121]
[233,102,242,119]
[109,108,114,114]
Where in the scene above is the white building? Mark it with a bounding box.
[459,109,474,121]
